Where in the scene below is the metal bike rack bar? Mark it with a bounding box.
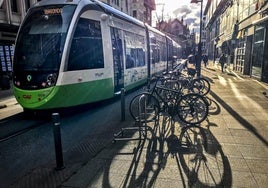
[113,94,154,142]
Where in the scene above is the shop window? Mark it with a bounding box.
[0,45,14,72]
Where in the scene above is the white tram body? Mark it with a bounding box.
[12,0,181,110]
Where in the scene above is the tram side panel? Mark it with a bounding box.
[57,10,115,107]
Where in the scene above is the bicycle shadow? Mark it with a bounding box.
[119,115,174,187]
[173,123,232,187]
[100,105,231,188]
[206,96,221,116]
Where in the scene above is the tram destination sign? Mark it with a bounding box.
[44,8,62,15]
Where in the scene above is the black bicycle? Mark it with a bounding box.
[129,76,209,125]
[165,67,211,96]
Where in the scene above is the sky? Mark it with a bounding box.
[153,0,208,33]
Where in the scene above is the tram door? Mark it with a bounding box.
[111,27,124,93]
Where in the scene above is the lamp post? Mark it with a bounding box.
[190,0,203,77]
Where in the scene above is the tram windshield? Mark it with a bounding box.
[13,5,76,72]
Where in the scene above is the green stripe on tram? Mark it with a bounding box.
[14,78,114,109]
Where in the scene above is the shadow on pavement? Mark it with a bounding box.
[210,90,268,147]
[99,112,232,187]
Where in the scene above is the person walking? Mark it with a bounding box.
[219,53,227,73]
[186,54,196,76]
[202,54,208,68]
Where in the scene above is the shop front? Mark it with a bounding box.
[0,41,14,89]
[252,15,268,83]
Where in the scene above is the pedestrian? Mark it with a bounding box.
[219,53,226,73]
[202,54,208,68]
[187,54,196,76]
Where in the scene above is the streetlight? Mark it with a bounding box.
[190,0,203,77]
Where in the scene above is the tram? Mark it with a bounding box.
[13,0,181,111]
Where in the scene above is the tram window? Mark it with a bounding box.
[68,18,104,71]
[124,31,145,69]
[150,37,160,64]
[149,32,167,64]
[160,41,167,61]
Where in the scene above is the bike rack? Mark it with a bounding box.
[113,94,158,142]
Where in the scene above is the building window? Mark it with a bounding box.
[235,38,246,73]
[11,0,18,13]
[239,0,258,20]
[112,0,119,6]
[133,10,137,18]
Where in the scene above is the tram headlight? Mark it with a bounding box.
[42,73,57,88]
[15,80,21,86]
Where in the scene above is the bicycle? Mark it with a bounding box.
[129,75,209,125]
[171,66,211,96]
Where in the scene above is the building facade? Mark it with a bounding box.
[204,0,268,83]
[155,18,192,58]
[128,0,155,25]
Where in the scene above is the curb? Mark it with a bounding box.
[0,98,18,109]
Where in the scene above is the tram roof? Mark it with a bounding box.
[34,0,145,28]
[32,0,176,43]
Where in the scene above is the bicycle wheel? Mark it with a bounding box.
[192,77,210,96]
[177,93,208,125]
[129,92,160,122]
[164,79,182,91]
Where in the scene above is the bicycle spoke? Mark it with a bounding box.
[177,94,208,124]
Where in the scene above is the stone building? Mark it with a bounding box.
[156,18,193,58]
[204,0,268,83]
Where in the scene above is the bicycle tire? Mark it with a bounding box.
[177,93,208,125]
[176,79,195,95]
[164,79,182,91]
[129,92,160,122]
[192,77,210,95]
